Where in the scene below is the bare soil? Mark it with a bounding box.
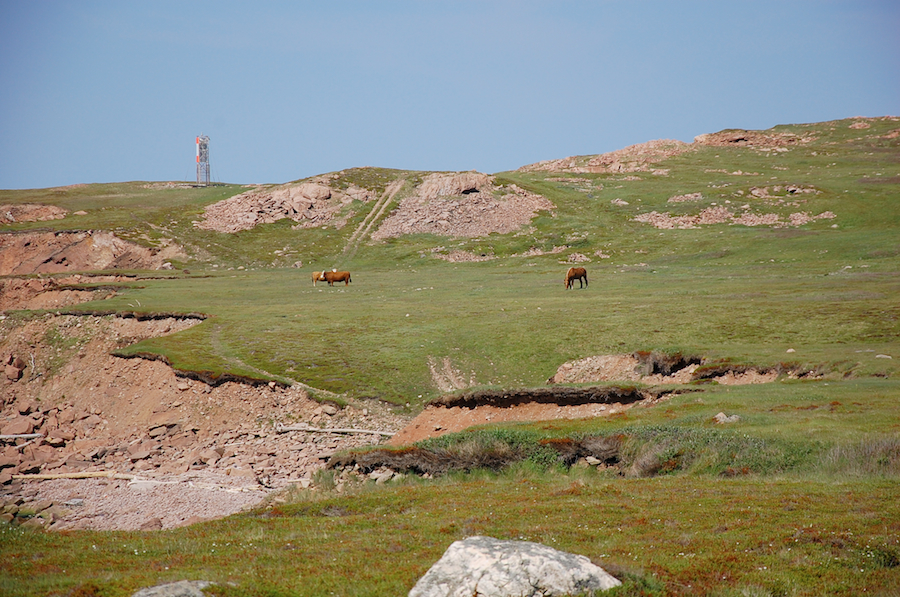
[0,280,407,530]
[0,231,184,276]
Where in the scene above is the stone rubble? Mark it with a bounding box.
[371,172,554,241]
[0,311,406,531]
[194,179,375,233]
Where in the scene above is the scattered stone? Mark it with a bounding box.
[140,517,163,530]
[5,361,25,381]
[129,450,153,462]
[668,192,703,203]
[372,173,554,241]
[713,412,741,424]
[1,417,35,436]
[131,580,214,597]
[409,536,621,597]
[372,470,395,485]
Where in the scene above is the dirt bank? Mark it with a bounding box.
[0,231,184,275]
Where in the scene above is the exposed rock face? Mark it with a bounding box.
[195,180,375,233]
[693,129,815,148]
[408,536,621,597]
[0,231,184,275]
[416,171,493,199]
[518,139,691,174]
[372,172,553,240]
[0,275,118,310]
[0,204,67,224]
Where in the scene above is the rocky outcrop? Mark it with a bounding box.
[408,536,621,597]
[518,139,691,174]
[372,172,553,240]
[194,180,375,233]
[0,204,67,225]
[634,207,836,230]
[0,231,184,275]
[693,129,816,148]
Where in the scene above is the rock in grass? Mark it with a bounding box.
[409,535,621,597]
[713,412,741,424]
[132,580,213,597]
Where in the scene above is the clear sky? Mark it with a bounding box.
[1,1,897,189]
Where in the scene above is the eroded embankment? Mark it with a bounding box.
[548,351,813,386]
[0,230,184,276]
[428,385,650,409]
[387,384,696,446]
[0,310,406,530]
[329,434,624,477]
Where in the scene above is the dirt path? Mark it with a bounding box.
[340,177,406,262]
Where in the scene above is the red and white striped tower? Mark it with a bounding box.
[196,135,210,186]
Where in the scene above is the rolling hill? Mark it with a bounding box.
[1,116,898,596]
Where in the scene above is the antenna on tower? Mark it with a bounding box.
[196,135,210,187]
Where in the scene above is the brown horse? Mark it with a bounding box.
[564,267,588,289]
[312,270,352,286]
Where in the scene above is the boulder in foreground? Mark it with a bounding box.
[409,535,621,597]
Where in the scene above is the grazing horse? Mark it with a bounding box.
[564,267,588,289]
[313,270,352,286]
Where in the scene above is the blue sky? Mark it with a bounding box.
[1,1,897,189]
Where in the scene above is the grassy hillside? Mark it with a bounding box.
[4,117,896,403]
[1,117,898,595]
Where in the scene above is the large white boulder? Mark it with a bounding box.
[409,536,621,597]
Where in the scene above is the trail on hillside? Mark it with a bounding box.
[339,177,407,263]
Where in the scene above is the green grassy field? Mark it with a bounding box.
[1,117,898,595]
